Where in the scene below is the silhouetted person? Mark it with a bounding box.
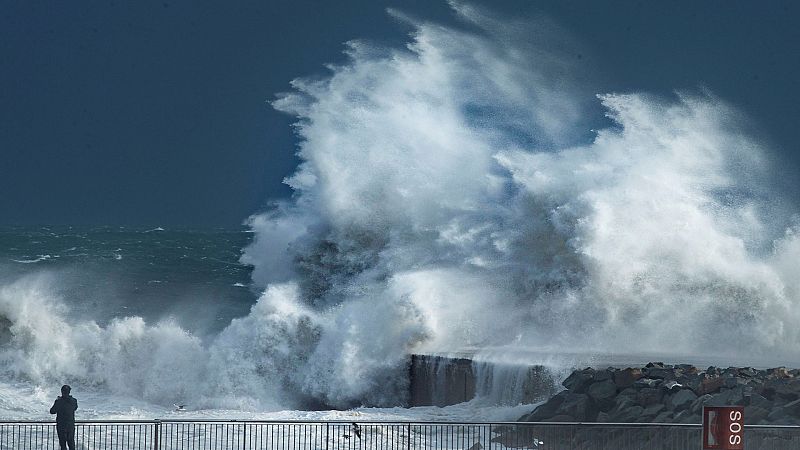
[50,384,78,450]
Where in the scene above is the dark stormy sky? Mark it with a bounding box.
[1,1,798,227]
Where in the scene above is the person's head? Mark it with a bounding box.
[61,385,71,396]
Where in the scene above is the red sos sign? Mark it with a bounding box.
[703,406,744,449]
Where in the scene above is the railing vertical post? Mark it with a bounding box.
[153,420,161,450]
[324,422,329,450]
[407,423,411,450]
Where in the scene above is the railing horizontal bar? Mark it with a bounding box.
[1,419,798,428]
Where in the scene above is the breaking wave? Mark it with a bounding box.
[2,3,800,411]
[240,3,800,405]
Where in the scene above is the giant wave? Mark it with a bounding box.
[2,3,800,413]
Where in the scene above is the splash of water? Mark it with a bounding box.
[2,3,800,411]
[240,4,800,406]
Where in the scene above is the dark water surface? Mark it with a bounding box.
[0,226,257,337]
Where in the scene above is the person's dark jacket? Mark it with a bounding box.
[50,395,78,425]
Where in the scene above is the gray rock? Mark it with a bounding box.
[611,405,643,422]
[614,368,642,389]
[747,393,772,410]
[745,405,770,424]
[774,379,800,401]
[609,395,636,421]
[555,393,595,422]
[722,367,739,377]
[618,387,638,398]
[738,367,758,378]
[545,414,576,422]
[724,376,747,389]
[784,398,800,417]
[671,410,691,423]
[668,389,697,411]
[690,394,713,414]
[520,391,567,422]
[670,410,700,424]
[767,406,787,423]
[641,403,665,418]
[681,373,704,394]
[682,414,701,424]
[612,395,636,410]
[562,369,596,394]
[532,362,800,425]
[653,411,673,423]
[705,391,728,407]
[728,386,746,405]
[645,362,668,368]
[698,377,724,395]
[767,367,791,379]
[634,378,660,389]
[644,367,677,380]
[594,369,614,382]
[587,380,617,411]
[637,388,662,407]
[774,416,800,425]
[707,386,745,406]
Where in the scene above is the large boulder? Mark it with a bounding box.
[562,368,596,394]
[762,378,800,402]
[519,390,568,422]
[617,387,638,399]
[680,373,704,394]
[745,405,770,424]
[783,398,800,417]
[634,378,660,389]
[767,367,792,379]
[587,380,618,411]
[747,393,772,410]
[653,410,673,423]
[690,394,713,414]
[643,366,677,380]
[723,376,749,389]
[594,369,615,382]
[698,377,724,395]
[640,403,665,419]
[667,389,697,412]
[738,367,758,378]
[767,406,789,423]
[611,405,644,422]
[614,368,642,389]
[706,386,745,406]
[555,393,596,422]
[637,388,663,407]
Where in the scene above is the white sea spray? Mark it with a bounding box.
[1,4,799,414]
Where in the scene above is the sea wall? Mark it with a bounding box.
[409,354,559,406]
[518,362,800,425]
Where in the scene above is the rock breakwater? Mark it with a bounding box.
[519,362,800,424]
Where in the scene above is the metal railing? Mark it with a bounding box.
[2,420,800,449]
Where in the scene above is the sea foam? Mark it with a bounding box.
[2,4,800,413]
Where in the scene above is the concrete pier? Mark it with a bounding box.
[409,354,560,406]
